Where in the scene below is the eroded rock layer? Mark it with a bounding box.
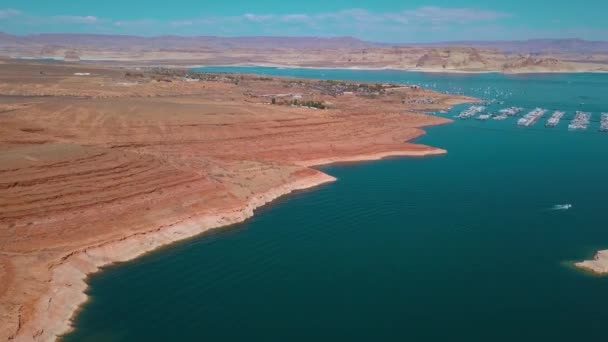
[0,61,473,341]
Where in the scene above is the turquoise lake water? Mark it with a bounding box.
[63,68,608,341]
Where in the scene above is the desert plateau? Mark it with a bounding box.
[0,59,472,341]
[3,2,608,341]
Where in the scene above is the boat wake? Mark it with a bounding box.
[551,204,573,210]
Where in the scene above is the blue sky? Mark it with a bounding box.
[1,0,607,42]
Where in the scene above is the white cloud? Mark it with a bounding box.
[170,20,193,27]
[0,6,520,41]
[113,19,157,29]
[0,8,99,24]
[2,6,508,32]
[214,7,509,29]
[243,13,274,23]
[281,14,310,23]
[398,6,510,24]
[307,7,508,25]
[170,17,217,27]
[0,8,21,19]
[1,9,102,26]
[53,15,99,24]
[158,6,509,31]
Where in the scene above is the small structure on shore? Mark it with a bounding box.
[64,51,81,62]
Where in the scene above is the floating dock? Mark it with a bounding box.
[499,107,524,116]
[517,108,547,127]
[457,106,486,119]
[601,113,608,132]
[568,111,591,130]
[545,111,565,128]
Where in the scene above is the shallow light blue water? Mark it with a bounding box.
[63,68,608,342]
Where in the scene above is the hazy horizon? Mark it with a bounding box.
[2,31,608,46]
[1,0,607,43]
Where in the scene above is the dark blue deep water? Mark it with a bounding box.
[63,68,608,342]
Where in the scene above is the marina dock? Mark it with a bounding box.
[601,113,608,132]
[453,102,605,134]
[499,107,523,116]
[457,106,486,119]
[517,108,547,127]
[568,111,591,130]
[545,111,565,128]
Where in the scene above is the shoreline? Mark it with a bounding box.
[12,148,449,341]
[14,57,608,75]
[160,62,608,75]
[295,148,447,168]
[15,170,335,341]
[0,60,473,341]
[575,250,608,275]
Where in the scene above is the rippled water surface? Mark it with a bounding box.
[64,69,608,342]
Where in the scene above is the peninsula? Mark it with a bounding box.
[0,59,472,341]
[576,251,608,275]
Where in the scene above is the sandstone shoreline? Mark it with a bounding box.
[13,170,335,341]
[575,250,608,275]
[0,61,473,341]
[295,148,447,168]
[178,62,608,75]
[13,148,449,341]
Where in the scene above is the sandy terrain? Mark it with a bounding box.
[0,60,473,341]
[64,48,608,73]
[575,251,608,275]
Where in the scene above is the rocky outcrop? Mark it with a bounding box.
[11,171,335,341]
[416,50,446,68]
[575,250,608,275]
[502,56,566,72]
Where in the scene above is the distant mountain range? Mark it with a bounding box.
[0,33,373,50]
[2,32,608,73]
[409,39,608,54]
[1,32,608,53]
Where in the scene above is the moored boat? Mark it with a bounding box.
[545,111,565,128]
[499,107,524,116]
[457,105,486,119]
[600,113,608,132]
[568,111,591,130]
[517,108,547,127]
